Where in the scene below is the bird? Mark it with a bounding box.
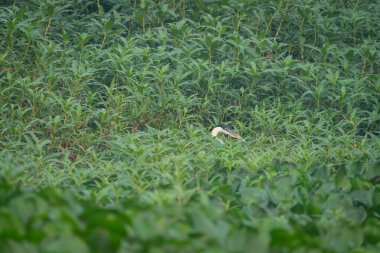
[211,125,241,144]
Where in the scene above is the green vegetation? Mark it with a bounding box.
[1,0,379,252]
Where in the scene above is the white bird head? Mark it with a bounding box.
[211,126,241,140]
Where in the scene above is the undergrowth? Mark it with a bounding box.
[0,0,379,252]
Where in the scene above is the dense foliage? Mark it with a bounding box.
[1,0,379,252]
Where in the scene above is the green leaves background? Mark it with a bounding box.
[0,0,379,252]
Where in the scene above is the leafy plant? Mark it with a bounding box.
[0,0,379,252]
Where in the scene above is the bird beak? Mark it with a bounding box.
[223,129,241,139]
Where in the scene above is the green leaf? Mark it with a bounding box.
[41,235,90,253]
[0,240,38,253]
[0,208,25,237]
